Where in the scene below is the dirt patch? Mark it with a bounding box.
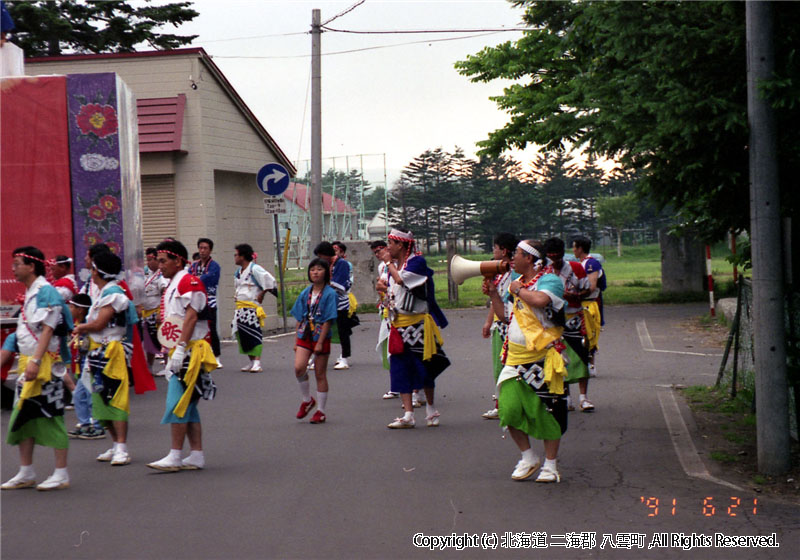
[682,386,800,505]
[677,314,800,504]
[677,315,730,349]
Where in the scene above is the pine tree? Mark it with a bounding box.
[8,0,198,56]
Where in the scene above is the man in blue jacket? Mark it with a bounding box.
[190,238,222,368]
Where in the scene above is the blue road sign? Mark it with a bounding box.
[257,163,291,196]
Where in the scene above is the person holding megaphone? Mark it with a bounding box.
[483,239,568,483]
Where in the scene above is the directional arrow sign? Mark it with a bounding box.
[256,163,291,196]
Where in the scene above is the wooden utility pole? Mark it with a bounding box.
[746,0,790,475]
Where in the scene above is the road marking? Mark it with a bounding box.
[656,386,743,491]
[636,319,723,357]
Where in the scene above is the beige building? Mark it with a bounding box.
[26,48,295,335]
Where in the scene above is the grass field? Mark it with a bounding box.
[274,242,738,314]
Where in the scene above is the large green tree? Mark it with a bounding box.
[456,1,800,240]
[7,0,198,56]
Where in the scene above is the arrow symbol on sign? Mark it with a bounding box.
[262,169,286,189]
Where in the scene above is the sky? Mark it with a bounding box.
[172,0,536,186]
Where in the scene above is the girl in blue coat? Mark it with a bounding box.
[290,258,338,424]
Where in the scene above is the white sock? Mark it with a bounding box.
[252,359,261,369]
[579,394,587,403]
[544,458,558,471]
[19,465,35,477]
[403,411,414,421]
[168,449,182,460]
[425,403,436,417]
[53,467,69,479]
[112,442,121,453]
[521,449,538,465]
[298,379,311,400]
[188,450,204,461]
[316,391,328,413]
[116,443,128,454]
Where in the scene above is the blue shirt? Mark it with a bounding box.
[189,259,220,308]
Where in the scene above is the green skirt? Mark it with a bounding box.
[564,344,590,383]
[92,392,129,422]
[6,411,68,449]
[498,377,563,441]
[491,329,504,382]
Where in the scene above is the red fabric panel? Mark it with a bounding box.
[1,77,73,305]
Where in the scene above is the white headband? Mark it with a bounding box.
[388,229,414,242]
[517,241,541,259]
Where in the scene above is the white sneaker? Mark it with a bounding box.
[567,396,575,411]
[1,471,36,490]
[382,391,399,399]
[154,369,167,377]
[110,451,131,466]
[249,362,263,373]
[580,399,595,412]
[36,472,69,491]
[180,455,205,470]
[215,358,223,369]
[333,358,350,370]
[411,395,422,408]
[482,408,499,419]
[535,465,561,483]
[426,412,440,427]
[387,416,415,429]
[97,448,115,462]
[511,458,541,481]
[146,454,182,472]
[241,364,252,372]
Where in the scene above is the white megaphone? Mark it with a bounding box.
[449,255,510,285]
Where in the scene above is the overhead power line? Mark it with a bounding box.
[211,31,507,60]
[321,0,367,26]
[321,26,527,34]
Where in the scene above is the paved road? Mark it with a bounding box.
[2,303,798,559]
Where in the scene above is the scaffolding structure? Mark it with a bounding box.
[283,153,388,267]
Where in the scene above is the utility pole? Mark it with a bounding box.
[746,0,790,475]
[310,8,323,249]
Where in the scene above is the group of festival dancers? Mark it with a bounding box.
[1,228,603,490]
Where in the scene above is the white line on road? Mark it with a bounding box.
[636,319,723,357]
[656,386,743,491]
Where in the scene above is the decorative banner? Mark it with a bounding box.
[66,73,144,303]
[158,315,184,349]
[66,73,125,279]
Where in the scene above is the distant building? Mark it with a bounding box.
[280,182,357,267]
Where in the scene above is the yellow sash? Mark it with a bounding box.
[582,300,601,351]
[89,339,130,413]
[512,295,563,352]
[505,344,566,395]
[348,292,358,317]
[236,300,266,328]
[17,352,58,409]
[141,307,159,319]
[391,312,443,361]
[170,339,216,418]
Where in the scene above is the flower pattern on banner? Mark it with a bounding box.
[68,73,125,271]
[73,89,118,148]
[76,185,121,238]
[80,153,119,172]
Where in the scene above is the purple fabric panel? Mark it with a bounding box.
[66,72,125,277]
